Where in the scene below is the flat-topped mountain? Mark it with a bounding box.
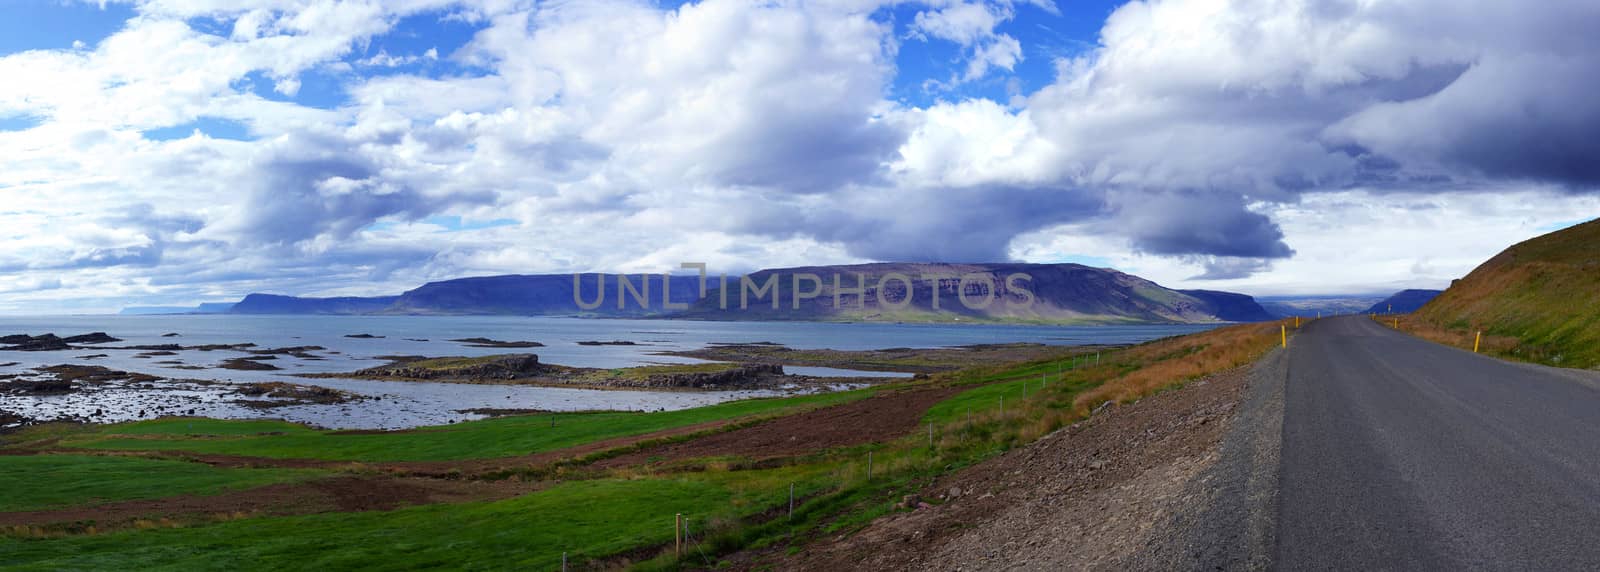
[162,263,1275,325]
[677,263,1273,324]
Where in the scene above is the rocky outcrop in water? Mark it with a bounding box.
[0,332,123,350]
[622,364,784,389]
[234,382,357,407]
[63,332,122,344]
[356,354,546,381]
[450,338,544,348]
[2,334,70,351]
[220,358,281,371]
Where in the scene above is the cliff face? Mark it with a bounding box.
[1178,290,1278,322]
[385,274,703,316]
[677,263,1274,324]
[1365,289,1444,314]
[217,264,1272,324]
[229,294,399,315]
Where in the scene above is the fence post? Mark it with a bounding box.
[867,451,874,481]
[789,483,795,519]
[675,513,682,558]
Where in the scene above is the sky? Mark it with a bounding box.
[1,0,1598,314]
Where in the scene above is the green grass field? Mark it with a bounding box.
[0,455,324,513]
[0,323,1268,570]
[57,388,875,462]
[0,478,727,570]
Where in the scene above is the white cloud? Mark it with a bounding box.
[3,0,1600,313]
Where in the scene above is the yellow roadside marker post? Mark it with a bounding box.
[1475,331,1482,353]
[1281,324,1287,348]
[1393,318,1399,329]
[1295,316,1300,328]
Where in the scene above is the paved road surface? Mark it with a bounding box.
[1279,316,1600,570]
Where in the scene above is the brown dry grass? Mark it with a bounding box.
[1071,319,1288,413]
[1372,314,1521,356]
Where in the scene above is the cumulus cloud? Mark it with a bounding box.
[4,0,1600,312]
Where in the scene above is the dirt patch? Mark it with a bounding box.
[729,364,1254,571]
[0,475,529,530]
[594,386,965,469]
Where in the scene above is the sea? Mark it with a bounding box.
[0,315,1215,429]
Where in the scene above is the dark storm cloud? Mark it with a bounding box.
[1111,190,1294,260]
[230,132,495,246]
[735,184,1107,262]
[1334,56,1600,190]
[1189,257,1275,281]
[708,108,906,193]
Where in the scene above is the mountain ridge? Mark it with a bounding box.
[195,263,1275,325]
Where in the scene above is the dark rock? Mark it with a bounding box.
[37,364,160,383]
[5,334,70,351]
[344,334,385,339]
[3,378,72,394]
[220,358,281,371]
[62,332,121,344]
[118,344,184,352]
[247,346,325,356]
[161,332,182,337]
[233,381,354,406]
[609,364,784,389]
[357,354,544,381]
[450,338,544,348]
[576,340,637,346]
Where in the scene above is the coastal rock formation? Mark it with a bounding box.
[234,382,357,406]
[63,332,122,344]
[220,358,281,371]
[622,364,784,389]
[450,338,544,348]
[2,334,70,351]
[356,354,546,381]
[1,332,123,350]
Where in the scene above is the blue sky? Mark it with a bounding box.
[1,0,1122,133]
[1,0,1598,313]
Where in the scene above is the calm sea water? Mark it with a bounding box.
[0,315,1215,429]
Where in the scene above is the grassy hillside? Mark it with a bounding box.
[1415,218,1600,368]
[0,321,1291,570]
